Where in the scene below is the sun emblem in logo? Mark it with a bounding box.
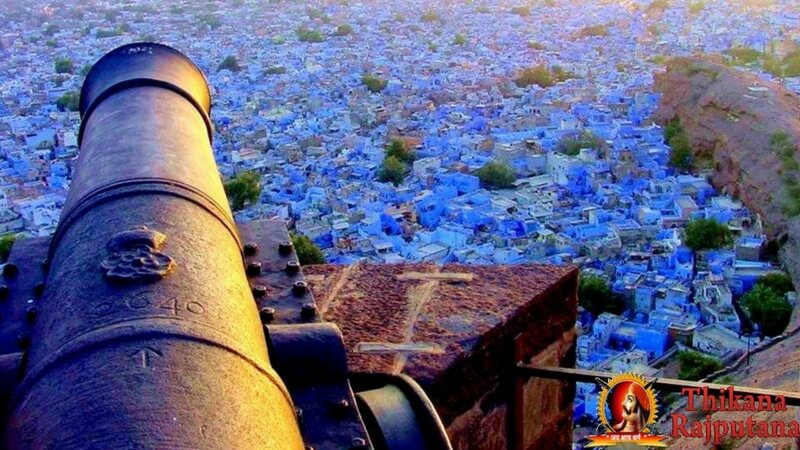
[587,373,667,448]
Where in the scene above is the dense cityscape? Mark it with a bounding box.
[1,0,800,446]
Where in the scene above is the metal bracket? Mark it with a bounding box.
[238,220,319,325]
[268,322,373,450]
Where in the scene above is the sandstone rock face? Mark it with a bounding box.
[655,59,800,450]
[654,57,800,238]
[655,57,800,290]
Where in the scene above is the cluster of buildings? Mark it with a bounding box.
[1,0,799,436]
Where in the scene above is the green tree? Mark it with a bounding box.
[421,10,440,22]
[527,41,545,50]
[756,273,794,296]
[515,65,555,88]
[103,8,121,22]
[362,73,387,93]
[511,6,530,16]
[307,7,330,22]
[95,28,123,38]
[0,234,15,263]
[334,24,353,36]
[668,130,694,171]
[579,274,621,316]
[378,155,408,186]
[224,171,261,210]
[771,130,796,158]
[197,13,222,29]
[514,64,574,88]
[663,117,682,144]
[296,27,325,43]
[476,161,516,189]
[774,131,800,216]
[684,218,733,251]
[217,55,241,72]
[453,33,467,45]
[741,284,792,337]
[385,139,415,164]
[43,23,59,36]
[647,0,670,12]
[727,46,762,66]
[54,57,74,74]
[558,131,603,156]
[688,1,705,14]
[290,233,326,265]
[677,351,723,381]
[576,24,608,38]
[265,66,287,75]
[56,91,80,112]
[763,54,785,78]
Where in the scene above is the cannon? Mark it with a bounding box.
[0,43,452,450]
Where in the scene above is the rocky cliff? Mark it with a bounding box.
[654,57,800,449]
[654,57,800,286]
[654,57,800,237]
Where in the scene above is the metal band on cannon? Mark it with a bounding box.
[4,43,304,450]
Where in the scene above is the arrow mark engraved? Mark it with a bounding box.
[130,347,164,369]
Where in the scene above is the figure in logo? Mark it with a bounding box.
[610,381,651,433]
[588,373,666,447]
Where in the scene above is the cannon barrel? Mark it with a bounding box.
[4,43,304,449]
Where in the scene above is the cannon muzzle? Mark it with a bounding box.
[4,43,305,450]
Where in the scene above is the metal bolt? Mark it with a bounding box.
[295,408,304,425]
[259,307,275,323]
[246,261,262,277]
[278,240,293,256]
[300,302,317,321]
[292,280,308,297]
[252,284,267,298]
[243,242,259,256]
[33,282,45,298]
[305,447,314,450]
[26,306,38,322]
[350,437,367,449]
[2,263,18,278]
[0,284,8,300]
[285,260,300,275]
[330,399,350,417]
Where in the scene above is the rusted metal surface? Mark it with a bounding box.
[0,353,23,407]
[238,220,321,325]
[0,236,49,356]
[516,364,800,407]
[3,43,304,450]
[268,323,373,449]
[352,373,453,450]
